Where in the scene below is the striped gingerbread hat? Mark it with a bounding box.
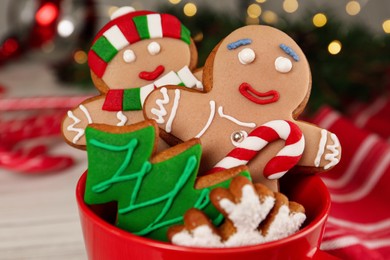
[88,7,191,78]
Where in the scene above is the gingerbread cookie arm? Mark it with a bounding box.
[295,121,341,170]
[143,86,215,141]
[63,96,145,148]
[62,97,98,148]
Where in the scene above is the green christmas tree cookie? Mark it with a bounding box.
[84,121,250,241]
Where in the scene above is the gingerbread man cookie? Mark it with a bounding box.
[62,6,201,149]
[143,25,341,191]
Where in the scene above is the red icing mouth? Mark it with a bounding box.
[239,82,279,105]
[139,65,165,81]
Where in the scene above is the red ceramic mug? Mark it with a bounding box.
[76,171,338,260]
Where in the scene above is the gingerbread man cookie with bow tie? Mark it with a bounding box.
[143,25,341,191]
[62,6,202,149]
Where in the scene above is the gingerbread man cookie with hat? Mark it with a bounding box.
[62,6,202,149]
[143,25,341,191]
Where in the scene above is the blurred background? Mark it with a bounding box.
[0,0,389,109]
[0,1,389,259]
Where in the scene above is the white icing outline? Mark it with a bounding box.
[151,87,170,124]
[218,106,256,128]
[314,129,328,167]
[67,111,84,144]
[66,105,92,144]
[116,111,127,126]
[165,89,180,133]
[324,133,341,169]
[80,104,92,124]
[195,100,216,138]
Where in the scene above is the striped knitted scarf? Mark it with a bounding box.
[102,66,202,111]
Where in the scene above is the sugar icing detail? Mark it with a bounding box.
[123,49,136,63]
[165,89,181,133]
[314,129,328,167]
[227,38,252,50]
[324,133,341,169]
[67,111,84,144]
[171,225,224,248]
[80,104,92,124]
[116,111,127,126]
[151,87,170,124]
[66,105,92,144]
[263,205,306,242]
[238,48,255,65]
[217,106,256,128]
[148,41,161,55]
[88,133,213,236]
[279,44,299,61]
[195,100,216,138]
[171,184,306,247]
[275,56,292,73]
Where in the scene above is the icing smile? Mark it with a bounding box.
[139,65,165,81]
[239,83,279,105]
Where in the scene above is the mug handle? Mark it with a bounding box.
[313,249,340,260]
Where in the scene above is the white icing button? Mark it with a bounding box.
[238,48,255,65]
[231,130,248,147]
[275,56,292,73]
[123,49,136,63]
[148,41,161,55]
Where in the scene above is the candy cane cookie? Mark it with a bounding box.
[209,120,305,180]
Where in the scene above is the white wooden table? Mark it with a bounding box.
[0,146,88,260]
[0,61,93,259]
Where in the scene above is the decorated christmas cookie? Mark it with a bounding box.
[168,175,306,247]
[143,25,341,190]
[84,120,250,241]
[62,6,202,149]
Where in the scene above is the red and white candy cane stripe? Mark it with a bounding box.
[209,120,305,180]
[0,145,74,174]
